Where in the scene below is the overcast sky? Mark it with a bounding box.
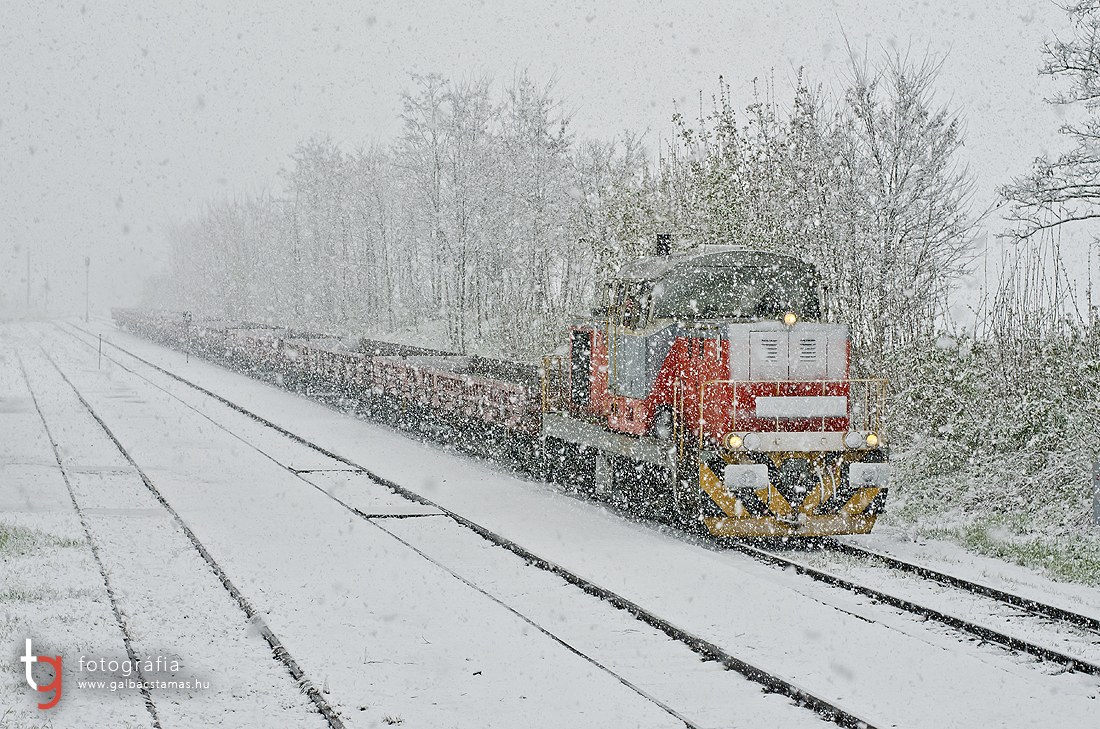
[0,1,1080,317]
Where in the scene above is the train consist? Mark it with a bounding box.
[113,245,889,538]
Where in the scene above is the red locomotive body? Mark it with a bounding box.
[542,247,888,537]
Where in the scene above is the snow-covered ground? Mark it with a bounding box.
[4,319,1100,727]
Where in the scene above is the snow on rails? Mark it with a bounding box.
[113,246,891,539]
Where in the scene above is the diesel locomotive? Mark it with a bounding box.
[542,244,889,537]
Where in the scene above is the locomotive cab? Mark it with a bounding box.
[542,246,889,538]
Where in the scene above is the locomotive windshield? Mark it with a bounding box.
[649,262,821,321]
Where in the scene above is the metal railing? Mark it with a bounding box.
[673,377,687,459]
[541,356,568,413]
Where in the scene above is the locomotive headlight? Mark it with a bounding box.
[783,312,798,326]
[865,432,880,448]
[724,433,743,450]
[742,432,761,450]
[844,431,867,449]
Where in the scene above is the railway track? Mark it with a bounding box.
[17,351,164,729]
[559,482,1100,680]
[720,536,1100,676]
[26,347,347,729]
[51,321,874,729]
[827,539,1100,633]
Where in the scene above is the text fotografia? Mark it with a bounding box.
[20,640,208,710]
[78,655,181,676]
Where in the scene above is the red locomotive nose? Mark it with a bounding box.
[544,245,888,538]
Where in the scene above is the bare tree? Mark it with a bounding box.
[656,59,978,374]
[1003,1,1100,241]
[498,74,573,353]
[997,2,1100,362]
[828,52,978,368]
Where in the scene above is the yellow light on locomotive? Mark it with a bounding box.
[724,433,743,450]
[866,432,880,448]
[783,312,798,326]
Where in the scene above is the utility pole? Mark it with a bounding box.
[85,256,90,322]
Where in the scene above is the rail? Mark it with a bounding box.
[735,539,1100,676]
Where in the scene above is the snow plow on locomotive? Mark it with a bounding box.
[112,246,888,539]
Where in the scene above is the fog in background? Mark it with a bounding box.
[0,0,1074,318]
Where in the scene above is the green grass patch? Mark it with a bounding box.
[0,587,55,604]
[0,522,83,556]
[917,518,1100,585]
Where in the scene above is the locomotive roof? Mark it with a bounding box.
[613,247,815,282]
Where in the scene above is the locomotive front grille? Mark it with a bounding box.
[759,336,780,362]
[734,323,844,381]
[798,337,818,362]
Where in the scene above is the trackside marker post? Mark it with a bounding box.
[1093,461,1100,526]
[84,256,90,323]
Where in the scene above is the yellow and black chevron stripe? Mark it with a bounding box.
[696,450,888,538]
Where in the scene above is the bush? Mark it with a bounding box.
[881,330,1100,583]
